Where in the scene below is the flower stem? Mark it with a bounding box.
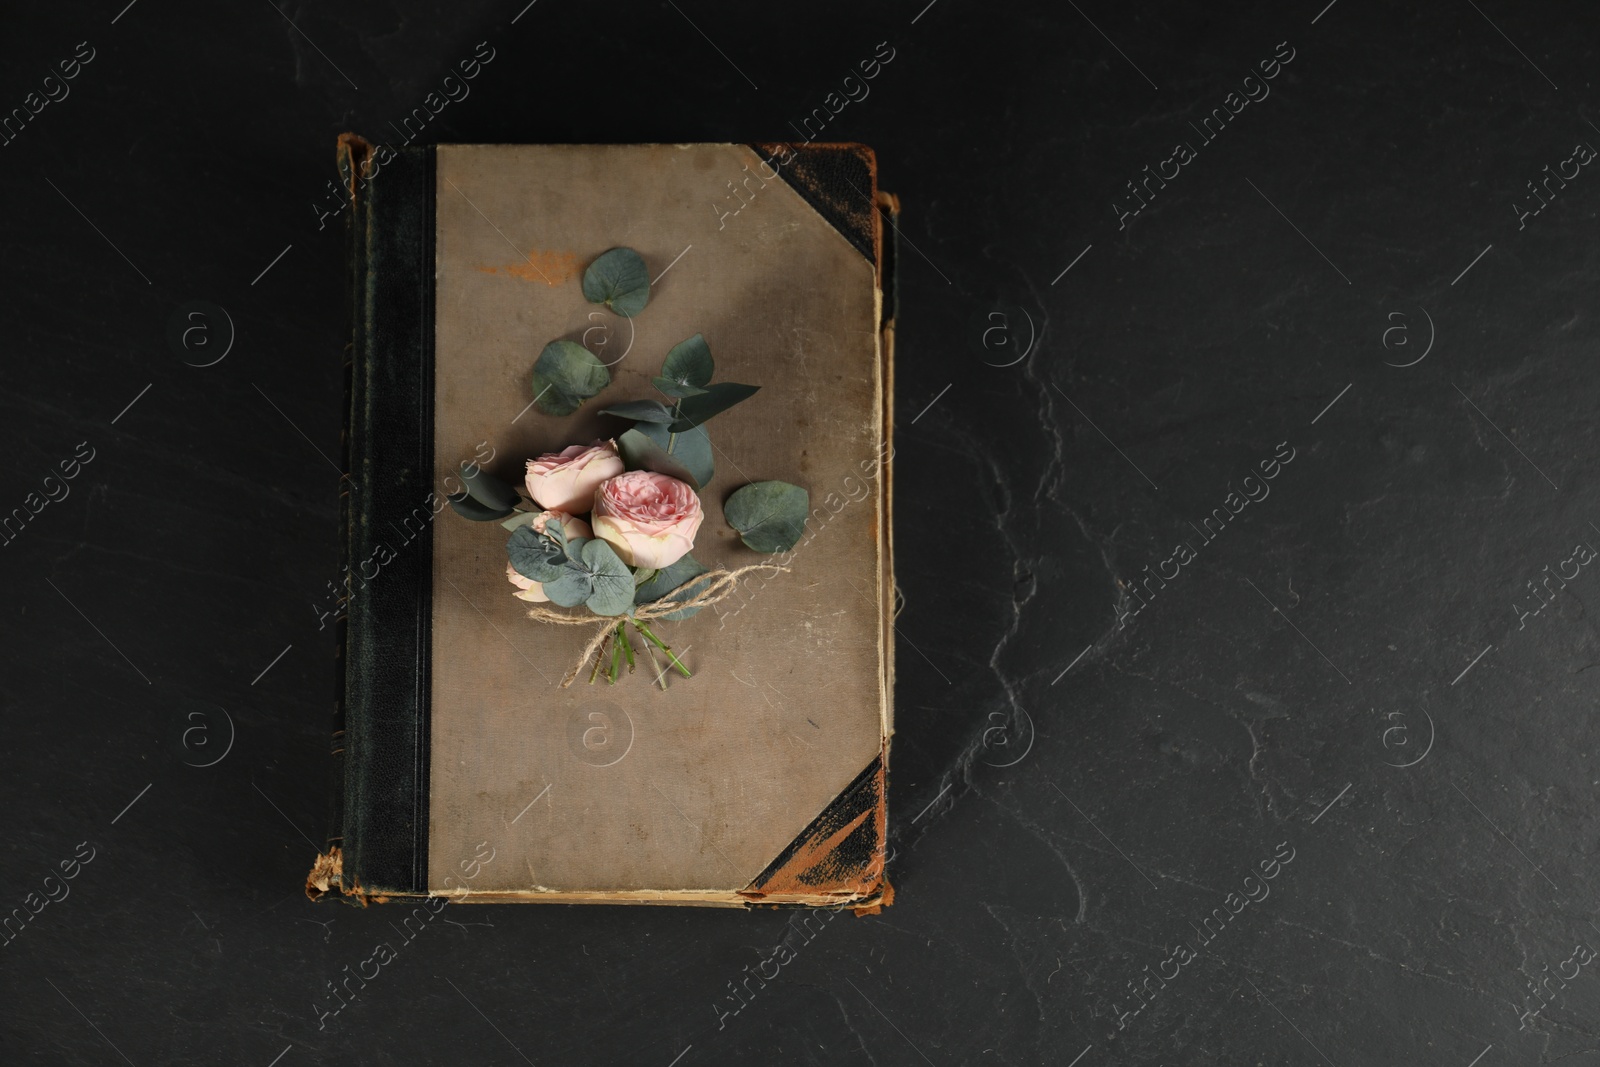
[618,621,636,674]
[639,639,668,691]
[588,632,612,686]
[609,628,622,683]
[633,621,691,678]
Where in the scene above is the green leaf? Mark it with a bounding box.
[657,579,715,621]
[460,461,521,511]
[652,376,708,399]
[507,525,571,582]
[581,248,651,317]
[581,539,636,616]
[448,491,515,521]
[541,568,594,608]
[724,481,810,553]
[598,399,676,424]
[564,535,590,563]
[634,556,705,602]
[501,511,541,532]
[635,554,712,620]
[616,427,704,490]
[668,382,760,432]
[661,334,714,389]
[532,340,611,416]
[633,420,714,487]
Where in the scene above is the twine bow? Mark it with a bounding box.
[523,564,789,687]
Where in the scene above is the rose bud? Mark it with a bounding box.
[505,561,548,602]
[591,471,704,569]
[506,511,593,602]
[524,440,625,513]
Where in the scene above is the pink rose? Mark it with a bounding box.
[591,471,704,569]
[524,440,624,513]
[505,511,593,602]
[505,561,548,602]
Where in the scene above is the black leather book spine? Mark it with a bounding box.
[339,142,436,898]
[322,138,368,879]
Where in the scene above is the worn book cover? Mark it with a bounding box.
[307,140,897,909]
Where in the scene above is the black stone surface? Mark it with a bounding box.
[3,1,1598,1064]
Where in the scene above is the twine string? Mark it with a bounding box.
[524,564,789,687]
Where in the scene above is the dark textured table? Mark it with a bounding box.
[5,1,1598,1063]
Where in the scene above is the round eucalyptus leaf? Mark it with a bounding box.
[447,491,515,522]
[661,334,714,390]
[634,555,706,602]
[581,539,636,616]
[632,420,714,487]
[668,382,760,431]
[598,399,676,424]
[501,511,541,532]
[532,340,611,416]
[507,525,571,582]
[724,481,810,553]
[460,461,521,511]
[655,574,716,621]
[635,554,711,620]
[541,568,594,608]
[581,248,651,317]
[652,375,708,399]
[617,427,703,490]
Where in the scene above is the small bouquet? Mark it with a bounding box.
[447,248,810,688]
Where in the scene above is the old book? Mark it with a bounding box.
[307,139,897,909]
